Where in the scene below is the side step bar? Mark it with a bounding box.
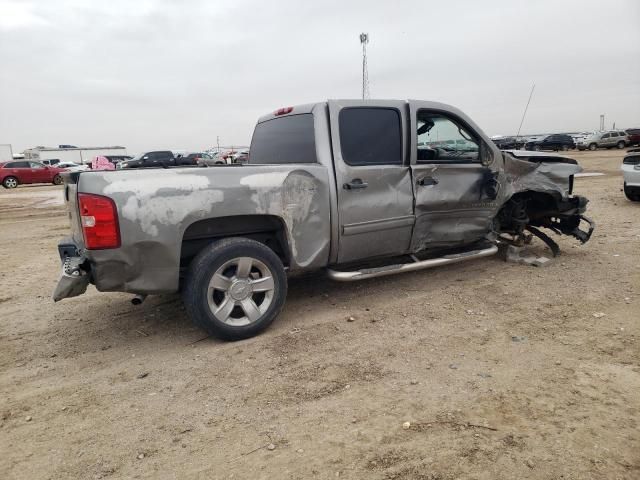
[326,245,499,282]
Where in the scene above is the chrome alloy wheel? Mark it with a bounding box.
[207,257,275,326]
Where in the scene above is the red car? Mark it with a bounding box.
[0,160,68,189]
[626,128,640,147]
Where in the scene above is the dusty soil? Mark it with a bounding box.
[1,150,638,480]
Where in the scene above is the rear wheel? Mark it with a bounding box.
[624,183,640,202]
[589,143,597,151]
[53,174,63,185]
[183,237,287,340]
[2,176,18,189]
[617,141,625,149]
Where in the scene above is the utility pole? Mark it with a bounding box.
[216,136,220,154]
[359,33,370,100]
[599,114,605,131]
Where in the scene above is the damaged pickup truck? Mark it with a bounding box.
[54,100,594,340]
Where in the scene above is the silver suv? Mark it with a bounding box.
[577,130,629,151]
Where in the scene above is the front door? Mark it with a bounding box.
[409,103,501,251]
[328,100,415,264]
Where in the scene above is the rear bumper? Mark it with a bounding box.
[52,239,90,301]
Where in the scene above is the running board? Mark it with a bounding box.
[326,245,499,282]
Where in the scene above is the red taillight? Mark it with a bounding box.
[274,106,293,116]
[78,193,120,249]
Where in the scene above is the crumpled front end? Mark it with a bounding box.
[495,151,595,253]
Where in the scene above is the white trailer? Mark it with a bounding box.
[23,146,128,165]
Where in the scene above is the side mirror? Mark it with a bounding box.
[480,144,493,167]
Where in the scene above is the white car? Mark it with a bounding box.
[622,148,640,202]
[56,162,89,172]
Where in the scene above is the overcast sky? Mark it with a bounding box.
[1,0,639,153]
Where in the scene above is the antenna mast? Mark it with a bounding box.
[516,84,535,141]
[360,33,370,99]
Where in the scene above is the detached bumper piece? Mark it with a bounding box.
[52,240,90,302]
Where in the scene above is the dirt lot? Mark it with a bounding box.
[1,149,638,480]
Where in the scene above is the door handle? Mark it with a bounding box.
[417,176,438,186]
[343,179,368,190]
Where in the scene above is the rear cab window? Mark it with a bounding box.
[249,114,317,164]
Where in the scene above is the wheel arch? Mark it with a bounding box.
[180,214,291,268]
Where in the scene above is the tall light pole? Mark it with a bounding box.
[359,33,370,100]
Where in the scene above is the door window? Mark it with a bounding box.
[9,161,30,168]
[29,162,45,169]
[602,133,610,139]
[416,111,479,163]
[339,108,402,166]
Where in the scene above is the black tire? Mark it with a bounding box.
[561,144,569,151]
[534,145,541,151]
[2,176,18,189]
[589,143,597,151]
[624,183,640,202]
[183,237,287,340]
[616,141,625,149]
[53,174,63,185]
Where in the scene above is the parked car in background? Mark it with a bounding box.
[622,148,640,202]
[56,162,90,172]
[492,136,526,150]
[625,128,640,147]
[577,131,629,150]
[524,134,575,151]
[117,151,176,169]
[105,155,132,166]
[176,152,206,166]
[198,152,227,166]
[231,149,249,163]
[41,159,61,166]
[1,160,68,188]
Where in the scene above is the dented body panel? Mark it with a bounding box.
[68,165,331,294]
[54,99,594,301]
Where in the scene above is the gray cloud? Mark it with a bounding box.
[1,0,639,153]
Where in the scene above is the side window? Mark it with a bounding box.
[29,162,45,169]
[249,114,317,164]
[416,111,479,163]
[602,133,610,139]
[339,108,401,166]
[611,132,619,137]
[12,161,29,168]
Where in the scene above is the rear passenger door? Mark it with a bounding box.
[328,100,414,264]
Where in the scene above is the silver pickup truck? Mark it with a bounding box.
[54,100,594,340]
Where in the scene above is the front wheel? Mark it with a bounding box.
[589,143,597,151]
[53,174,63,185]
[534,145,541,151]
[183,237,287,340]
[3,176,18,189]
[617,141,626,149]
[624,183,640,202]
[561,144,569,151]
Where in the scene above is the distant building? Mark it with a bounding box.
[23,146,128,164]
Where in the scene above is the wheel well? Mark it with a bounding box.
[180,215,290,268]
[496,191,560,233]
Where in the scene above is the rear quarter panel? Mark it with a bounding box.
[76,165,331,294]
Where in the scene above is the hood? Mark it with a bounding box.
[502,150,578,164]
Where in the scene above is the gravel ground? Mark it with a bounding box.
[0,149,638,480]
